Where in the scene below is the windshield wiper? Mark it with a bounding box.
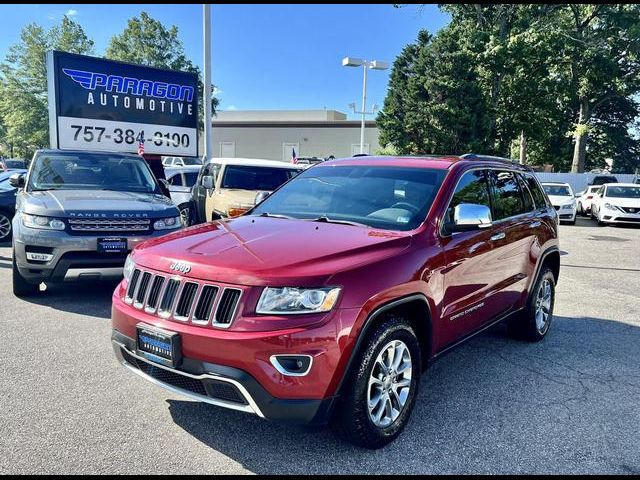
[309,216,369,228]
[256,212,295,220]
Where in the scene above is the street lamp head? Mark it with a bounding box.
[369,60,389,71]
[342,57,364,67]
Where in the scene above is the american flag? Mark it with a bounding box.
[291,147,298,164]
[137,136,145,156]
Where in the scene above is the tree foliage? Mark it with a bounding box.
[0,16,94,158]
[106,11,219,126]
[381,4,640,172]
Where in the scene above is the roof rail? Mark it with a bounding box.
[460,153,519,163]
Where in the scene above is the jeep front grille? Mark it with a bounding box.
[124,268,242,328]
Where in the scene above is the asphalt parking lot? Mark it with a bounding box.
[0,217,639,474]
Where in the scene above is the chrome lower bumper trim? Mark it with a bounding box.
[64,267,123,281]
[112,340,264,418]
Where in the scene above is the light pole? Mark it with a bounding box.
[342,57,389,154]
[203,4,213,162]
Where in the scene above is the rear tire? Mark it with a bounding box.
[12,254,39,297]
[508,267,555,342]
[331,317,421,449]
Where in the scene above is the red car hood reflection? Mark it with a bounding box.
[133,216,412,286]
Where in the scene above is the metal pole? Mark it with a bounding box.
[360,62,368,154]
[203,4,213,161]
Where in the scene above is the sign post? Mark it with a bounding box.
[47,51,199,157]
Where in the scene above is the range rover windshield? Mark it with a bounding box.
[28,152,159,193]
[251,165,446,231]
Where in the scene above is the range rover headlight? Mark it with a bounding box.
[22,213,65,230]
[256,287,341,315]
[123,255,136,281]
[153,216,182,230]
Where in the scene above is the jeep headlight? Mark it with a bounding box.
[123,255,136,281]
[256,287,341,314]
[153,216,182,230]
[22,213,65,230]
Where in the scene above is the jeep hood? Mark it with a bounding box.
[21,190,178,218]
[133,215,412,286]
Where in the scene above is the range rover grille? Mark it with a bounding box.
[124,269,241,328]
[68,218,151,233]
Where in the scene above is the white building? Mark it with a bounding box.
[205,109,380,162]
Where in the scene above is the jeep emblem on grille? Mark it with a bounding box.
[170,262,191,274]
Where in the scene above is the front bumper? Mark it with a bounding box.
[12,223,179,284]
[600,211,640,224]
[112,330,337,425]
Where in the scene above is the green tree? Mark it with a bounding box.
[378,29,491,155]
[106,11,218,124]
[0,16,94,158]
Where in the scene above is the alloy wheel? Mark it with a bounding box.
[367,339,413,429]
[0,214,11,240]
[534,278,552,334]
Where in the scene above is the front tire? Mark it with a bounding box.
[331,317,421,449]
[178,203,192,227]
[0,212,12,242]
[508,267,555,342]
[13,254,40,297]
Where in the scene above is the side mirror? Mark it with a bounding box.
[447,203,492,233]
[202,175,214,190]
[9,173,25,188]
[254,191,270,205]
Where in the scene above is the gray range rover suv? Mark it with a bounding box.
[11,149,182,296]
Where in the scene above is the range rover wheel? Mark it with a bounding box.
[331,317,421,449]
[508,267,555,342]
[12,254,39,297]
[0,212,11,241]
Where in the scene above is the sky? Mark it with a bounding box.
[0,4,450,119]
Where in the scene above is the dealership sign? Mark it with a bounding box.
[47,51,198,156]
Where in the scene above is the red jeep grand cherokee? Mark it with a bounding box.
[111,154,559,448]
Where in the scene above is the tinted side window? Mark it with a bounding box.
[167,174,183,186]
[184,172,198,187]
[522,173,547,209]
[515,173,535,212]
[490,170,526,220]
[445,169,491,224]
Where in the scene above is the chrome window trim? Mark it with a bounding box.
[439,166,546,237]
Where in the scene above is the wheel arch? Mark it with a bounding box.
[335,294,434,399]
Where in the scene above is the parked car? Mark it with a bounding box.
[590,183,640,226]
[589,174,618,186]
[575,185,601,216]
[0,170,26,241]
[111,154,559,449]
[11,149,183,296]
[164,166,201,226]
[190,158,303,223]
[541,182,576,224]
[295,156,324,167]
[0,158,27,172]
[162,156,203,167]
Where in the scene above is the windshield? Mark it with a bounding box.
[28,152,159,193]
[542,184,572,196]
[252,165,446,231]
[222,165,300,190]
[605,186,640,198]
[4,160,25,169]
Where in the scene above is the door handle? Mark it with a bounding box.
[490,232,506,241]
